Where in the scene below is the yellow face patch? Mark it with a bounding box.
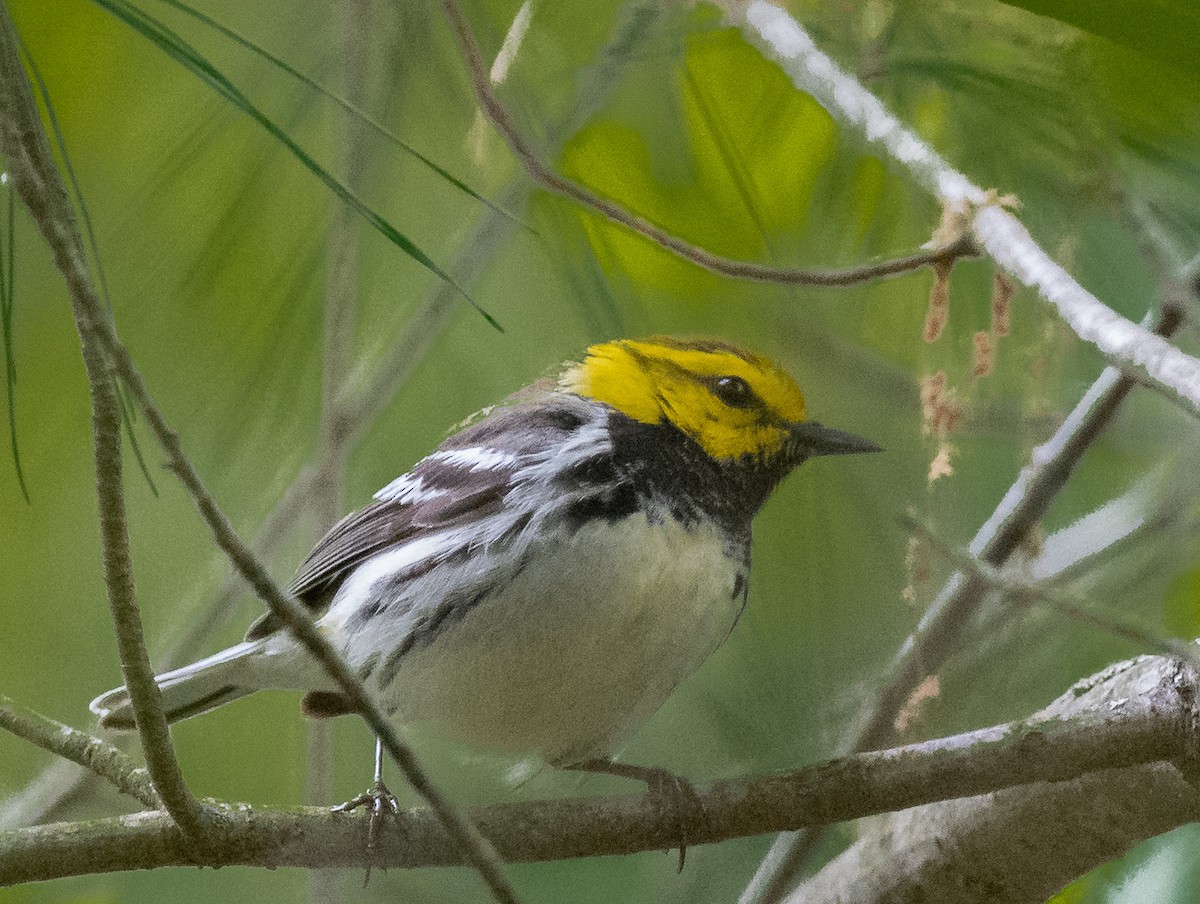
[559,338,808,460]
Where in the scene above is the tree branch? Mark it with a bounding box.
[734,7,1197,888]
[739,0,1200,416]
[437,0,979,288]
[0,4,207,839]
[789,655,1200,904]
[3,654,1197,885]
[0,697,159,810]
[901,513,1200,667]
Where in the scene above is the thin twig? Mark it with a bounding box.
[865,304,1183,744]
[1,657,1193,883]
[438,0,980,288]
[740,0,1200,416]
[48,137,521,904]
[0,467,316,831]
[0,473,313,830]
[0,6,208,840]
[0,696,160,810]
[900,514,1200,668]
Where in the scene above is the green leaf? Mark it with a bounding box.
[91,0,502,331]
[148,0,527,231]
[18,34,159,495]
[0,176,29,503]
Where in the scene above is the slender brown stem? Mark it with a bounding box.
[0,9,515,901]
[0,5,208,840]
[438,0,979,288]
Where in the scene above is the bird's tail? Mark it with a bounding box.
[89,641,261,731]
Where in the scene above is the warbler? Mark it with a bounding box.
[91,337,877,788]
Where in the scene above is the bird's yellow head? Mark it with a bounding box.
[559,337,878,462]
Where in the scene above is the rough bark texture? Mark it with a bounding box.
[791,655,1200,904]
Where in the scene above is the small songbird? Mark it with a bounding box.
[91,337,877,802]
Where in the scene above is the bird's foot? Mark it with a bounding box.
[568,759,703,871]
[332,780,400,884]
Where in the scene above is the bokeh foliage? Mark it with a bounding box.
[2,0,1199,901]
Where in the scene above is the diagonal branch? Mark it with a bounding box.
[3,0,672,836]
[787,657,1200,904]
[437,0,979,288]
[0,5,207,840]
[900,513,1200,667]
[740,0,1200,416]
[0,696,160,810]
[0,9,516,902]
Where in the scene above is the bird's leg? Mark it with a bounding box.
[567,759,703,871]
[332,737,399,882]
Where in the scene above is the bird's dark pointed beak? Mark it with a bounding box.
[789,420,882,457]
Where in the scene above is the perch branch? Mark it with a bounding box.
[2,653,1196,884]
[3,0,671,838]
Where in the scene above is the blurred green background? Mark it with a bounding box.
[2,0,1200,901]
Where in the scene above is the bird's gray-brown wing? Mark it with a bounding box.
[244,473,511,641]
[244,393,600,641]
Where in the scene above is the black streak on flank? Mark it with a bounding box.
[375,586,499,690]
[357,651,380,683]
[301,690,355,718]
[357,598,383,624]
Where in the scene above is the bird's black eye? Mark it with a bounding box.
[712,375,756,409]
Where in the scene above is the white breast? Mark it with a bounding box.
[363,514,744,765]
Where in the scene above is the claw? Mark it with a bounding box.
[332,780,399,885]
[642,766,702,871]
[567,759,703,871]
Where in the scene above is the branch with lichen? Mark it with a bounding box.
[2,652,1197,886]
[785,655,1200,904]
